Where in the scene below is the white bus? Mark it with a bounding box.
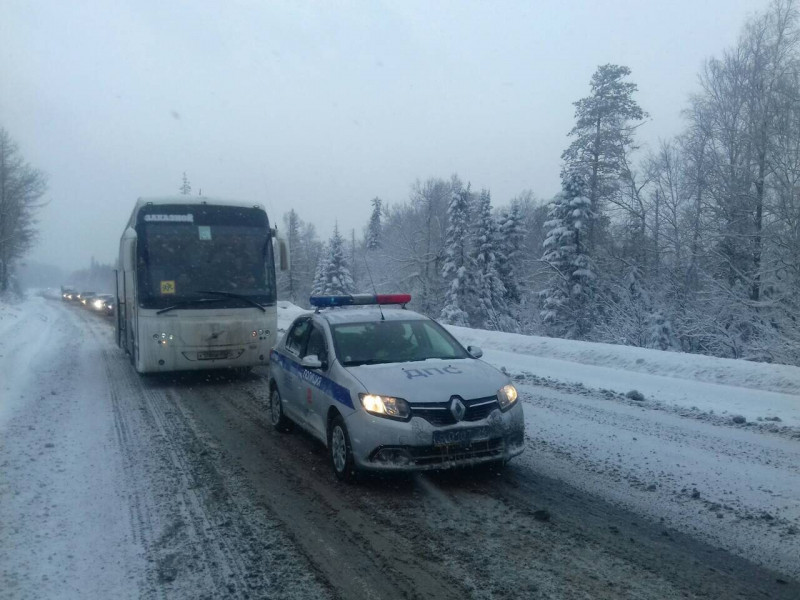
[116,197,287,374]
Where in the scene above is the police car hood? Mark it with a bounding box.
[344,358,507,403]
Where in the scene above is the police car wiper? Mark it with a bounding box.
[156,297,225,314]
[196,290,266,312]
[346,358,394,366]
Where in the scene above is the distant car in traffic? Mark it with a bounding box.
[268,294,525,481]
[79,292,97,307]
[91,294,114,312]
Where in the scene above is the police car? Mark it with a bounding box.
[268,294,525,481]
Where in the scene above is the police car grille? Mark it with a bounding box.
[464,396,499,421]
[408,438,504,465]
[409,396,499,426]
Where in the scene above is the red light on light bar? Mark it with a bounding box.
[375,294,411,305]
[310,294,411,308]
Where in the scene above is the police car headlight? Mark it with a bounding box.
[359,394,410,421]
[496,384,518,411]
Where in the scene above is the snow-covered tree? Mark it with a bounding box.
[180,172,191,196]
[366,197,382,250]
[0,128,47,293]
[319,225,355,295]
[540,174,596,338]
[439,182,473,326]
[282,209,301,302]
[496,199,526,304]
[562,64,646,250]
[311,242,329,296]
[472,190,509,329]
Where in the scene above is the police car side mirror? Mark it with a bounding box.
[467,345,483,359]
[301,354,324,370]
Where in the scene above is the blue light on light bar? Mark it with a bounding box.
[309,294,411,308]
[310,295,354,307]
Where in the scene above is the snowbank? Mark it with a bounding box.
[444,325,800,395]
[445,325,800,428]
[277,300,311,331]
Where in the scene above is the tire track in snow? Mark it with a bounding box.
[78,306,331,600]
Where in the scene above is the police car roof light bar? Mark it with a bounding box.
[309,294,411,308]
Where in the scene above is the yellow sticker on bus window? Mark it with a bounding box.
[161,280,176,295]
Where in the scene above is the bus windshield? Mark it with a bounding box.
[135,205,276,309]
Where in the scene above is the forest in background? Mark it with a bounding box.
[279,0,800,366]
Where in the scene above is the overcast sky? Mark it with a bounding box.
[2,0,763,272]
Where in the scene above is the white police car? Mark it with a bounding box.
[268,294,525,481]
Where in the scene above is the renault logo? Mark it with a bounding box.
[450,396,466,422]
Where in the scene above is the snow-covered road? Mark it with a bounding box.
[1,295,799,599]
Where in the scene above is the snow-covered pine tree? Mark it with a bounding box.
[496,199,525,304]
[540,173,596,338]
[439,182,473,326]
[561,64,646,251]
[311,242,329,296]
[473,190,509,330]
[180,172,191,195]
[366,197,382,250]
[321,225,355,295]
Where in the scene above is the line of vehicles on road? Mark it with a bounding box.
[61,288,115,316]
[61,196,524,480]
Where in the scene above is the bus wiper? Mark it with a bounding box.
[156,297,225,315]
[196,290,266,312]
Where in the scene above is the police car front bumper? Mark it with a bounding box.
[345,401,525,471]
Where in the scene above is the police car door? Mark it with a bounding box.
[281,317,312,423]
[298,323,330,442]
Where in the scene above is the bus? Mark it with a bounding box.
[116,197,287,374]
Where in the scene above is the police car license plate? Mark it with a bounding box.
[433,426,490,447]
[197,350,228,360]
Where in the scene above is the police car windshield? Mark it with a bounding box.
[330,319,469,367]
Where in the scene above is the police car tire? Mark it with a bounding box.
[269,387,293,432]
[328,415,357,482]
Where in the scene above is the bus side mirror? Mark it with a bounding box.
[120,228,137,271]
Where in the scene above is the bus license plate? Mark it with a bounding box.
[433,426,490,447]
[198,350,228,360]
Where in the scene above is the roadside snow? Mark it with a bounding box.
[445,325,800,428]
[0,297,54,427]
[445,325,800,394]
[0,296,144,599]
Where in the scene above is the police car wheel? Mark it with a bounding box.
[328,415,356,482]
[269,387,293,432]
